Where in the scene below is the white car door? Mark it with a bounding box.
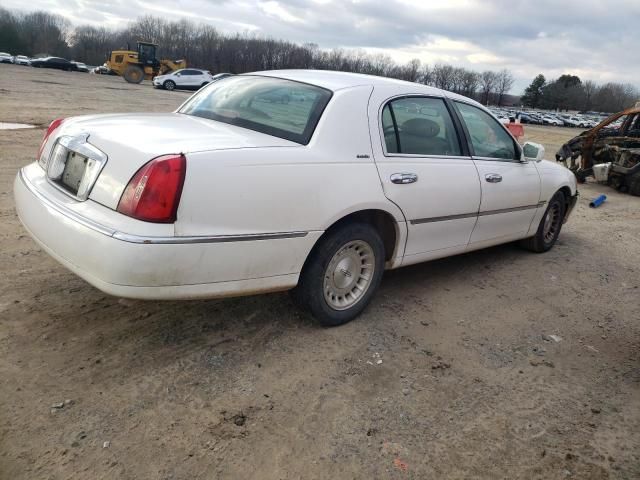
[179,70,195,88]
[453,101,541,248]
[369,91,481,266]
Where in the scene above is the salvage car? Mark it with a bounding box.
[14,70,578,325]
[556,104,640,195]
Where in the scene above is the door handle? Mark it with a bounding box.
[485,173,502,183]
[390,173,418,184]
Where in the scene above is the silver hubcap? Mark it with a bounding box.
[543,203,561,243]
[323,240,375,311]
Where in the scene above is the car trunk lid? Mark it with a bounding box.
[54,113,298,210]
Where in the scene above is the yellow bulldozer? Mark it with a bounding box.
[106,41,186,84]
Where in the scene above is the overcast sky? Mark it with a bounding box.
[5,0,639,93]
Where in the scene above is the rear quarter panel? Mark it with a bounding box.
[175,85,405,238]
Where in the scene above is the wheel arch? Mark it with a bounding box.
[303,208,404,271]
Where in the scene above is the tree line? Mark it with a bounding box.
[521,73,638,113]
[3,8,637,112]
[1,9,517,105]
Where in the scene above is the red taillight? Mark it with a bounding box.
[117,154,186,223]
[38,118,65,161]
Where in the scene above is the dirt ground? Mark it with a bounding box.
[1,64,639,480]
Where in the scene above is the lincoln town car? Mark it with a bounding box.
[14,70,578,325]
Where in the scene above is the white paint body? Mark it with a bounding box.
[14,70,578,300]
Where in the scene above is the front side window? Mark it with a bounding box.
[382,97,461,156]
[179,75,332,144]
[455,102,517,160]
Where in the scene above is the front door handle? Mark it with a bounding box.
[391,173,418,184]
[485,173,502,183]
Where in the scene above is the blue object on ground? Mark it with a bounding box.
[589,194,607,208]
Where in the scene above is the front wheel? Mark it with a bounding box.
[163,80,176,91]
[123,65,144,84]
[520,191,566,253]
[292,223,385,326]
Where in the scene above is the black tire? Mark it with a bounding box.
[163,80,176,91]
[200,82,209,88]
[520,191,566,253]
[292,223,385,326]
[123,65,145,84]
[628,171,640,197]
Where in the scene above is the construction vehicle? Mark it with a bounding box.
[106,41,186,84]
[556,103,640,196]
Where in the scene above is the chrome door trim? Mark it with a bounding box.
[477,201,546,217]
[409,201,546,225]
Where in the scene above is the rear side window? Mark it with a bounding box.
[382,97,461,156]
[455,102,517,160]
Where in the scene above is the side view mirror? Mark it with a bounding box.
[176,73,181,76]
[522,141,545,162]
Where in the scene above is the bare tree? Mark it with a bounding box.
[496,69,515,106]
[479,70,498,105]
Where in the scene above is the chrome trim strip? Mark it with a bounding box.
[112,231,309,244]
[478,201,546,217]
[410,201,546,225]
[411,212,476,225]
[19,169,308,245]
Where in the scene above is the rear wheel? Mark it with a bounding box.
[520,191,566,253]
[163,80,176,91]
[123,65,144,84]
[292,223,385,326]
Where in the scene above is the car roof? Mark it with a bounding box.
[248,69,477,104]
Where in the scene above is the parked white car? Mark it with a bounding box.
[13,55,30,66]
[14,70,578,325]
[0,52,13,64]
[542,115,563,126]
[153,68,214,91]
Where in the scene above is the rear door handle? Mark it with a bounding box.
[485,173,502,183]
[391,173,418,184]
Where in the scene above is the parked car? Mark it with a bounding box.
[13,55,30,66]
[14,70,578,326]
[210,72,233,82]
[30,57,78,71]
[72,61,89,72]
[0,52,13,64]
[92,65,111,75]
[542,115,563,126]
[519,113,542,125]
[153,68,215,91]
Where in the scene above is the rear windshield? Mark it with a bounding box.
[178,75,332,145]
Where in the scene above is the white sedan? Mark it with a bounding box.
[152,68,215,91]
[14,70,578,325]
[13,55,31,66]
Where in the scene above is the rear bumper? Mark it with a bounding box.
[14,165,320,300]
